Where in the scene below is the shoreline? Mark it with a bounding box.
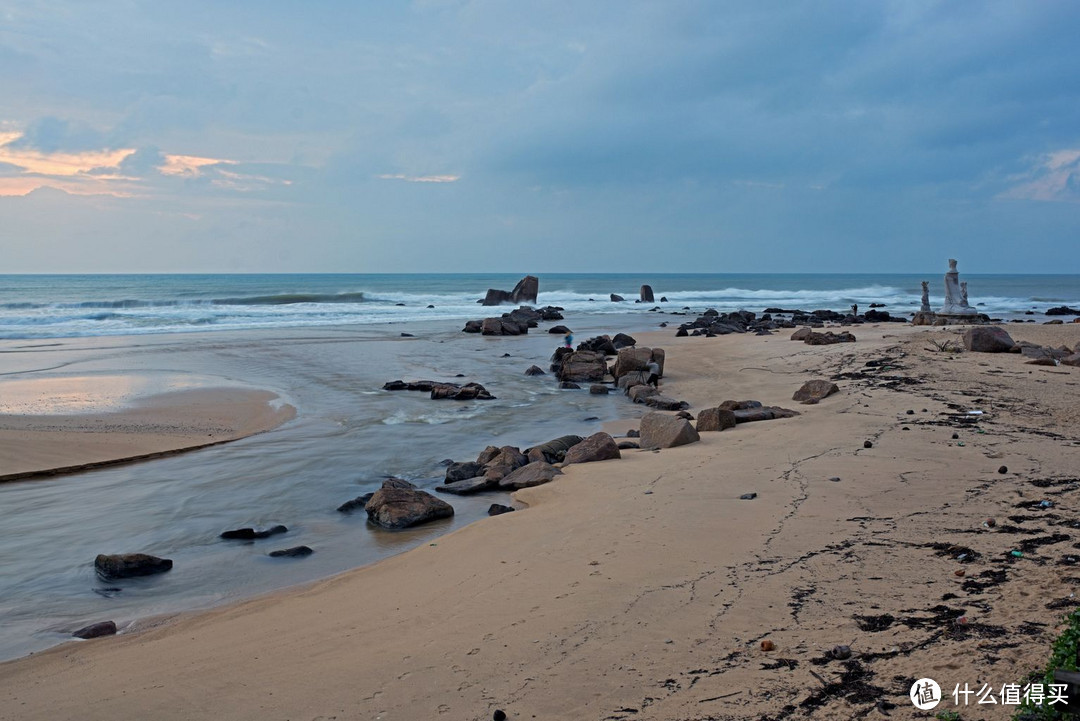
[0,320,1077,718]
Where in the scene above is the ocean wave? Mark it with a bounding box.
[211,292,366,306]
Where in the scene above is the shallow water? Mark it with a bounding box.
[0,314,652,660]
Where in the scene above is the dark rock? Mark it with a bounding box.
[617,441,640,450]
[559,381,581,389]
[626,429,640,438]
[790,327,812,341]
[803,331,856,345]
[381,478,417,490]
[696,407,737,432]
[430,382,495,400]
[72,620,117,639]
[963,326,1015,353]
[494,710,508,721]
[718,400,762,411]
[612,346,664,379]
[863,440,873,449]
[1061,353,1080,367]
[400,332,414,337]
[576,335,617,355]
[563,432,621,465]
[732,406,800,423]
[660,296,668,302]
[269,546,313,558]
[488,504,515,516]
[644,395,688,411]
[739,493,757,500]
[482,446,528,482]
[95,553,173,579]
[524,435,584,464]
[427,304,435,309]
[548,325,571,334]
[589,384,609,394]
[610,294,625,302]
[640,285,655,303]
[1046,306,1080,315]
[628,385,660,404]
[220,525,288,540]
[792,380,840,404]
[639,412,700,449]
[436,477,497,495]
[337,493,375,513]
[498,462,563,489]
[510,275,539,304]
[482,288,513,306]
[863,309,891,322]
[524,365,546,376]
[611,333,637,349]
[446,462,485,483]
[675,328,688,337]
[365,487,454,529]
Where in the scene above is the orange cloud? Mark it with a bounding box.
[160,154,235,177]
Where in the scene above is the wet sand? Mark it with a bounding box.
[1,322,1078,720]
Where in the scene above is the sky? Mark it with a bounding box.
[1,1,1078,274]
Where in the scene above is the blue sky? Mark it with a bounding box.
[1,1,1078,273]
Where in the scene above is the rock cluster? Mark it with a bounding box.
[790,328,857,345]
[383,379,495,400]
[481,275,539,306]
[463,306,564,335]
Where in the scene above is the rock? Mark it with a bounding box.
[790,327,813,341]
[1026,357,1059,366]
[1061,353,1080,367]
[269,546,313,558]
[998,465,1008,474]
[494,710,508,721]
[610,294,625,302]
[482,289,513,306]
[337,493,375,513]
[498,461,563,489]
[612,346,664,379]
[644,395,688,411]
[660,296,668,302]
[436,477,497,495]
[675,327,688,337]
[612,333,637,349]
[220,525,288,540]
[577,335,618,355]
[510,275,539,304]
[381,478,416,490]
[563,432,621,464]
[626,429,639,437]
[446,461,485,483]
[803,331,856,345]
[365,487,454,529]
[732,406,800,423]
[617,441,640,450]
[94,553,173,579]
[488,504,515,516]
[476,446,502,465]
[482,446,528,482]
[556,350,607,382]
[463,320,483,333]
[628,385,660,403]
[524,365,546,376]
[589,384,609,394]
[1046,306,1080,315]
[640,285,655,303]
[792,380,840,404]
[524,435,584,464]
[863,440,873,449]
[639,412,700,449]
[72,621,117,639]
[739,493,757,500]
[962,326,1015,353]
[696,407,737,432]
[559,381,581,389]
[400,332,414,337]
[548,325,571,334]
[430,382,495,400]
[617,371,649,391]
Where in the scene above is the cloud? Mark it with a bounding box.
[1000,149,1080,203]
[377,173,460,183]
[5,116,108,153]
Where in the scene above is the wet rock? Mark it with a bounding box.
[644,395,688,411]
[863,440,873,449]
[963,326,1015,353]
[639,412,700,449]
[626,429,639,437]
[696,407,737,432]
[628,385,660,404]
[524,365,546,376]
[610,294,625,302]
[739,492,757,500]
[548,324,571,335]
[524,435,584,464]
[556,350,608,383]
[365,487,454,529]
[498,461,563,489]
[381,478,416,490]
[337,493,375,513]
[269,546,313,558]
[94,553,173,579]
[72,620,117,639]
[446,461,485,483]
[559,381,582,389]
[488,504,515,516]
[640,285,654,303]
[563,432,621,465]
[792,380,839,404]
[482,446,528,482]
[220,525,288,540]
[436,477,497,495]
[998,466,1008,474]
[589,384,610,394]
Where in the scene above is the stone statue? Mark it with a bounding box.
[939,258,976,315]
[960,281,969,308]
[920,281,931,312]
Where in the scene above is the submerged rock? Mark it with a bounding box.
[269,546,313,558]
[72,620,117,639]
[220,525,288,540]
[94,553,173,579]
[365,487,454,530]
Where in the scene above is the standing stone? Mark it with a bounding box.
[511,275,539,304]
[639,412,700,449]
[640,285,655,303]
[920,281,931,313]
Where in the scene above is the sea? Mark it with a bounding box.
[0,273,1076,661]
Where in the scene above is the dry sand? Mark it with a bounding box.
[0,384,296,481]
[1,322,1079,720]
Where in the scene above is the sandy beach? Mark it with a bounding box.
[0,320,1077,720]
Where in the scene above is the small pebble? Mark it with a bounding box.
[828,476,841,482]
[830,644,852,660]
[998,465,1008,474]
[952,433,959,439]
[494,711,507,721]
[954,569,965,577]
[739,492,757,500]
[863,440,873,449]
[760,639,775,652]
[985,518,997,528]
[906,409,914,415]
[902,426,910,431]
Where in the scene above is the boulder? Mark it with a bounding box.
[628,385,660,403]
[548,325,571,335]
[719,400,762,411]
[498,462,564,489]
[269,546,313,558]
[610,294,625,302]
[482,446,528,481]
[365,487,454,529]
[1046,306,1080,315]
[488,504,515,516]
[732,406,800,423]
[640,285,655,303]
[559,381,582,389]
[563,432,621,465]
[220,525,288,540]
[557,350,608,382]
[381,477,416,490]
[612,346,665,379]
[617,371,649,391]
[803,331,856,345]
[72,621,117,639]
[95,553,173,579]
[436,477,497,495]
[612,333,637,349]
[510,275,539,304]
[430,382,495,400]
[589,384,610,395]
[482,289,513,306]
[696,407,737,432]
[792,380,840,404]
[963,326,1015,353]
[1061,353,1080,367]
[524,365,546,376]
[463,320,483,333]
[524,435,584,464]
[639,412,700,449]
[577,335,618,355]
[617,441,640,450]
[445,462,485,483]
